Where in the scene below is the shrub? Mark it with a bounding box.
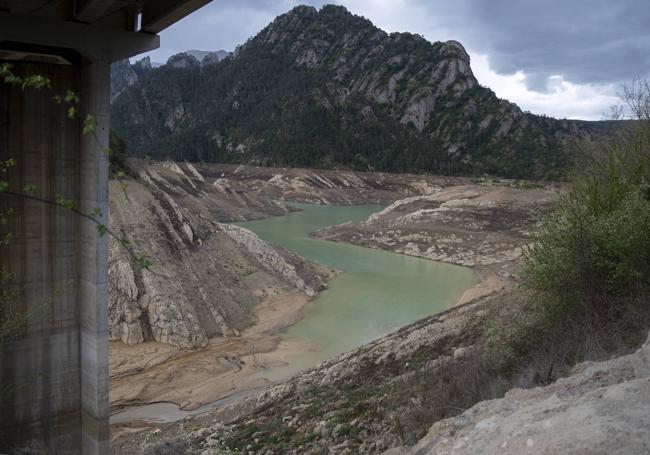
[489,83,650,377]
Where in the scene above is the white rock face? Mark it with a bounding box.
[400,332,650,455]
[219,223,324,297]
[108,260,144,345]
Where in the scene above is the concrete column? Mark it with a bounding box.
[78,60,110,455]
[1,61,83,453]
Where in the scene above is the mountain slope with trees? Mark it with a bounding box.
[111,4,592,179]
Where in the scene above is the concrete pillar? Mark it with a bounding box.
[78,60,110,455]
[0,59,109,454]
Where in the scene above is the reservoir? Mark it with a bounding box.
[237,203,477,380]
[110,203,477,424]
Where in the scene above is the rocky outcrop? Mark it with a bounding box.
[108,161,331,349]
[400,332,650,455]
[184,49,231,64]
[106,162,487,351]
[110,59,139,102]
[166,52,201,69]
[219,224,326,297]
[110,50,229,102]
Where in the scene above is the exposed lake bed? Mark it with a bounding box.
[110,202,476,426]
[107,164,558,454]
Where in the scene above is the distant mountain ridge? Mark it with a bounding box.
[111,4,598,178]
[110,49,231,100]
[185,49,231,62]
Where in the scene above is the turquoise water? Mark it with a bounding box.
[237,203,476,379]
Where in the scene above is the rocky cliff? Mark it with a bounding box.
[110,56,155,101]
[107,161,483,350]
[108,161,330,349]
[111,5,595,179]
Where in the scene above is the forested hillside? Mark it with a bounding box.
[111,5,592,179]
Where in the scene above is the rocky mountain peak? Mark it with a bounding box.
[444,40,471,62]
[166,52,201,68]
[132,56,152,75]
[185,49,231,64]
[284,4,318,18]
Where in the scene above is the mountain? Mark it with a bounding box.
[111,5,591,179]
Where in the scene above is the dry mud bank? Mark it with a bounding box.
[110,291,319,413]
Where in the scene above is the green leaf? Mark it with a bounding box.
[0,181,8,192]
[137,254,152,270]
[1,158,16,173]
[83,115,96,135]
[20,75,51,90]
[55,193,76,210]
[22,184,37,196]
[96,224,106,237]
[64,89,79,103]
[0,63,14,77]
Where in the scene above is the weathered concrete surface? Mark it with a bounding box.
[401,332,650,455]
[0,60,110,453]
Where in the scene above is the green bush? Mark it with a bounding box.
[490,106,650,376]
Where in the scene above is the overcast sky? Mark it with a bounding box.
[138,0,650,120]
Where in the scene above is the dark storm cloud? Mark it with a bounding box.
[411,0,650,91]
[146,0,329,63]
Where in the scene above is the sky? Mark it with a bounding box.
[138,0,650,120]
